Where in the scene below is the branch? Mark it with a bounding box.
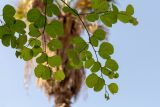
[42,0,47,53]
[60,0,109,97]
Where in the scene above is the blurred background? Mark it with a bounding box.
[0,0,160,107]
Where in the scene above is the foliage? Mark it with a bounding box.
[0,0,138,101]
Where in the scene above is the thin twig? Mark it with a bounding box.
[42,0,47,53]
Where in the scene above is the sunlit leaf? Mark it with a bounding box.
[34,64,51,80]
[86,73,99,88]
[105,59,119,71]
[54,70,65,81]
[48,55,62,67]
[94,77,105,92]
[99,42,114,59]
[36,53,48,64]
[91,62,101,73]
[108,83,119,94]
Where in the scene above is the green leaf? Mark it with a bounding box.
[100,12,117,27]
[28,24,41,37]
[108,83,119,94]
[105,59,119,71]
[105,93,110,100]
[86,51,93,59]
[101,67,111,77]
[114,73,119,79]
[36,53,48,64]
[32,46,43,57]
[34,15,46,28]
[108,72,114,79]
[73,37,88,52]
[129,17,138,26]
[3,5,16,24]
[1,34,11,47]
[126,4,134,15]
[47,39,62,51]
[13,20,26,34]
[34,64,51,80]
[100,14,112,27]
[91,62,101,73]
[27,8,41,22]
[91,0,109,11]
[45,20,64,38]
[11,36,17,48]
[62,7,78,16]
[0,26,10,39]
[93,29,106,40]
[85,58,94,68]
[46,3,60,17]
[86,13,99,22]
[21,47,33,61]
[90,36,98,47]
[48,55,62,67]
[3,5,15,17]
[112,4,119,14]
[29,38,41,47]
[86,73,99,88]
[43,0,53,4]
[54,70,65,81]
[68,50,82,68]
[94,77,105,92]
[80,51,93,61]
[118,13,132,23]
[15,51,21,58]
[16,35,27,49]
[80,51,87,61]
[99,42,114,59]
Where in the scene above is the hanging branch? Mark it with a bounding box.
[60,0,110,97]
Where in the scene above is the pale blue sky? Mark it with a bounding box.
[0,0,160,107]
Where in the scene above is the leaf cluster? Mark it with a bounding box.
[0,0,138,100]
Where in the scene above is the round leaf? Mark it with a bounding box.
[108,83,119,94]
[105,59,119,71]
[36,53,48,64]
[126,4,134,15]
[34,64,51,80]
[27,8,41,22]
[99,42,114,59]
[91,62,101,73]
[86,73,98,88]
[94,77,105,92]
[54,70,65,81]
[48,55,62,67]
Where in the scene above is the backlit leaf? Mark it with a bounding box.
[34,64,51,80]
[91,62,101,73]
[36,53,48,64]
[94,77,105,92]
[126,4,134,15]
[105,59,119,71]
[48,55,62,67]
[99,42,114,59]
[86,73,98,88]
[108,83,119,94]
[54,70,65,81]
